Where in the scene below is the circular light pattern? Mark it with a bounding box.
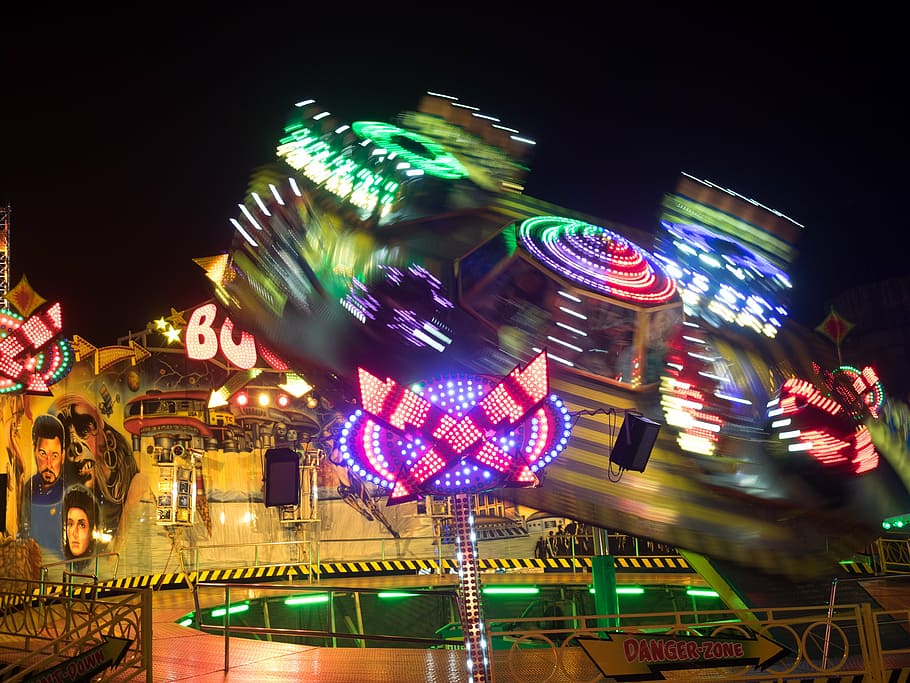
[352,121,469,180]
[518,215,677,304]
[337,373,572,496]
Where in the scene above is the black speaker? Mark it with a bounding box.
[264,448,300,507]
[609,413,660,472]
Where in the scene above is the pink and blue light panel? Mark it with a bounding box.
[338,351,572,503]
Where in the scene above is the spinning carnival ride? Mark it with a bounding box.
[199,91,910,581]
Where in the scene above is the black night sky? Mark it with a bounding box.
[2,8,906,344]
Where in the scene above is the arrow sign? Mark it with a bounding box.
[25,635,131,683]
[72,335,151,373]
[577,630,789,680]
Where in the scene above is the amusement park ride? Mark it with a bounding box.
[191,90,909,575]
[3,91,910,681]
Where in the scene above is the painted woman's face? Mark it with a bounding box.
[66,506,91,556]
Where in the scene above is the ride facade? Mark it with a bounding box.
[1,90,908,595]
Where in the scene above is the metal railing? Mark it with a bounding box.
[876,537,910,574]
[193,580,461,671]
[39,551,120,586]
[173,533,615,579]
[183,538,316,576]
[35,531,677,584]
[0,576,151,682]
[183,579,910,680]
[487,602,901,682]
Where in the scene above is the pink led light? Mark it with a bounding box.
[0,378,22,392]
[523,411,548,464]
[219,317,257,370]
[474,441,511,473]
[358,368,396,416]
[186,304,220,361]
[21,316,53,346]
[389,390,432,432]
[853,427,879,474]
[440,416,484,453]
[799,429,850,465]
[411,449,447,484]
[258,344,290,371]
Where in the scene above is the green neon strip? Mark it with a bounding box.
[616,586,646,595]
[482,586,540,596]
[210,603,250,618]
[590,586,645,595]
[377,591,419,599]
[686,589,720,598]
[284,594,330,606]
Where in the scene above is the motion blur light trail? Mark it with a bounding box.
[198,90,910,579]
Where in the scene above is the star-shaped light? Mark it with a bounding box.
[166,307,187,327]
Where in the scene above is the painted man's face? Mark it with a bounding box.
[35,436,63,489]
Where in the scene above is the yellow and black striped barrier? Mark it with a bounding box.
[88,556,873,592]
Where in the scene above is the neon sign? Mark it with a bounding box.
[185,303,288,371]
[338,351,573,503]
[0,302,73,394]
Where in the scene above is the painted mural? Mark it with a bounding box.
[0,284,453,579]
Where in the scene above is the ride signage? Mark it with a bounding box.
[24,635,131,683]
[577,630,788,680]
[185,302,288,371]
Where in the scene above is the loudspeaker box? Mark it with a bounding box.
[264,448,300,507]
[609,413,660,472]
